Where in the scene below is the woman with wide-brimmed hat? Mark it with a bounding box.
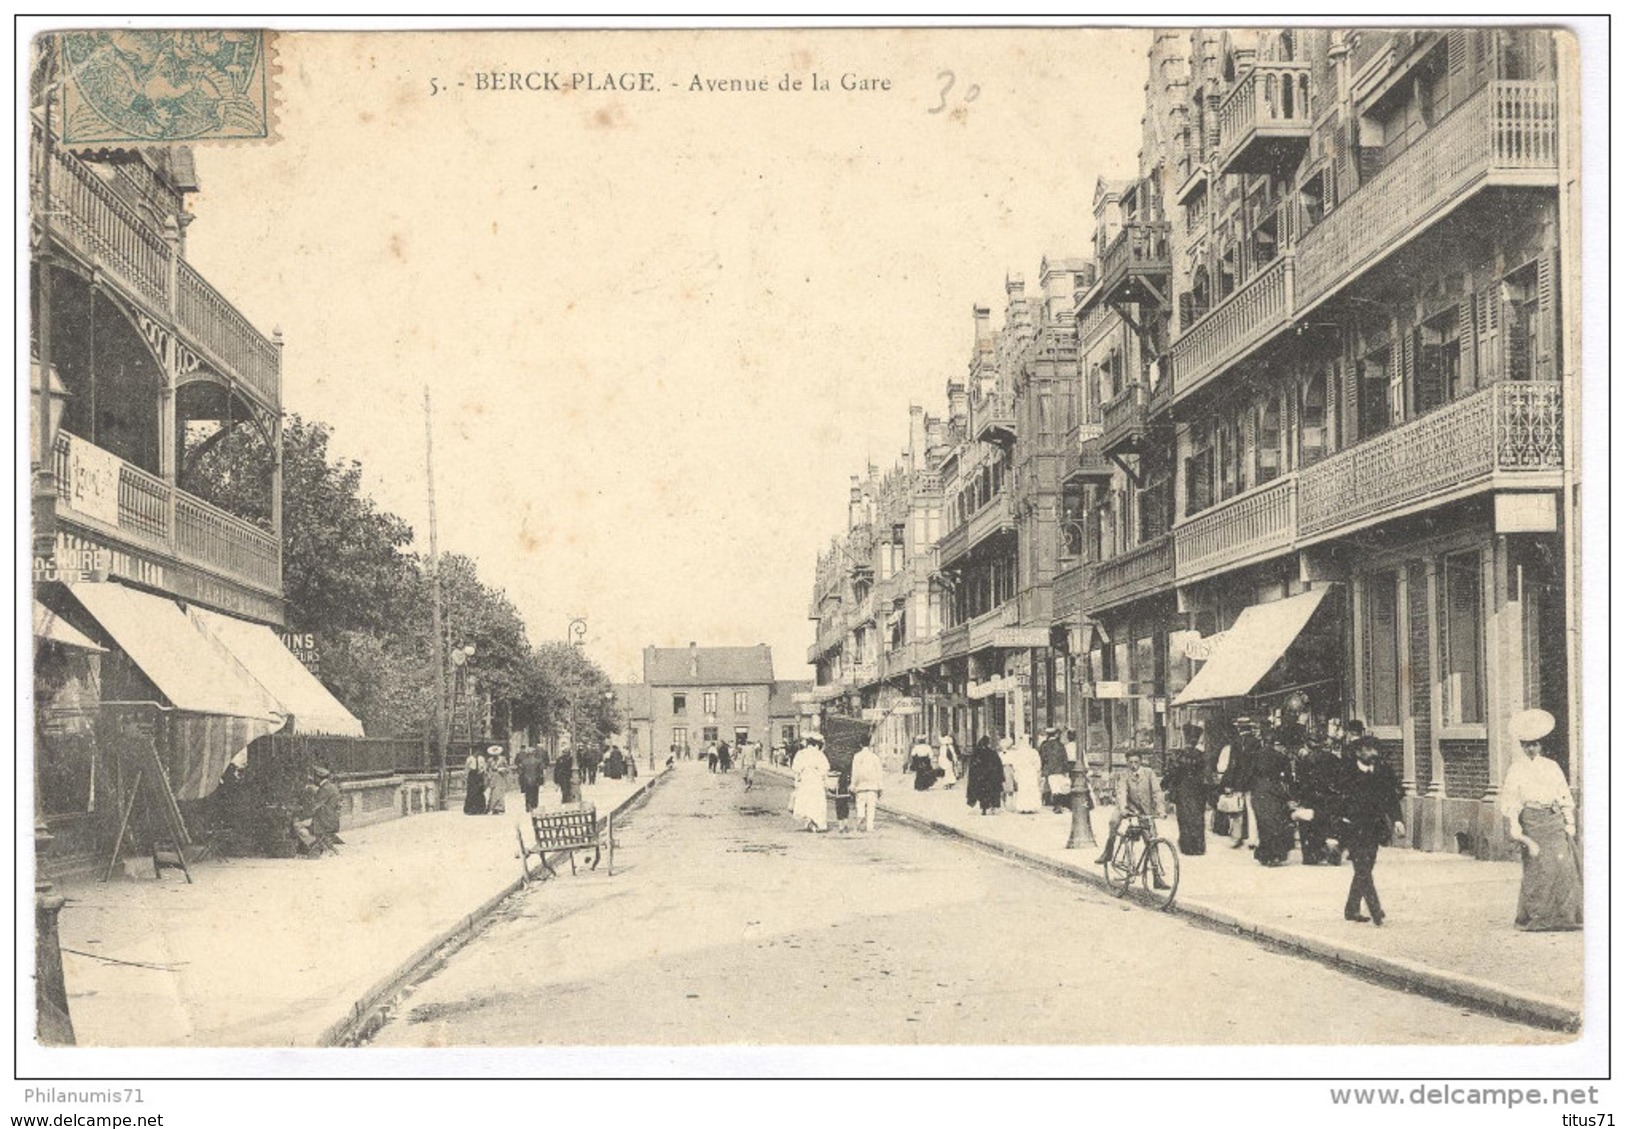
[1500,709,1582,931]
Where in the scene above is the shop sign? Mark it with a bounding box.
[861,708,884,721]
[62,435,120,526]
[279,631,322,675]
[1093,680,1127,699]
[1180,631,1228,662]
[891,699,922,716]
[33,546,112,584]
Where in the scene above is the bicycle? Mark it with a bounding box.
[1103,812,1180,909]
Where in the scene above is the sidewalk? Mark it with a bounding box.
[846,768,1582,1029]
[55,769,663,1047]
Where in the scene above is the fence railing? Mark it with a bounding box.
[1169,253,1294,401]
[1174,474,1297,581]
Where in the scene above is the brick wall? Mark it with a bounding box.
[1441,738,1490,799]
[1407,562,1432,792]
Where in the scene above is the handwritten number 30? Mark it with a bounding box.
[929,70,980,114]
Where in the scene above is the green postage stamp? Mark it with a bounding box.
[56,29,272,145]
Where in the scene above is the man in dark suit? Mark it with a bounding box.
[1326,735,1404,925]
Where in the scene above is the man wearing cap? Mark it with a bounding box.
[293,765,343,855]
[1094,750,1169,889]
[1326,736,1403,924]
[1501,708,1581,931]
[1038,725,1070,813]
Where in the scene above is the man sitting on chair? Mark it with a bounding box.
[293,765,343,855]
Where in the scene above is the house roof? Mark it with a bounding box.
[643,644,775,688]
[769,680,813,717]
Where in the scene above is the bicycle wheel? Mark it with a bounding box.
[1104,837,1138,896]
[1142,838,1180,908]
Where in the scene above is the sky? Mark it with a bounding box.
[180,28,1150,683]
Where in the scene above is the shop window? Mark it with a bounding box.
[1442,551,1485,726]
[1364,572,1402,728]
[672,694,687,717]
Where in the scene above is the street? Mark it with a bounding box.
[368,762,1555,1046]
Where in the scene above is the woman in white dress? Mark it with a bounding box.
[937,734,958,788]
[1010,735,1044,814]
[790,734,831,832]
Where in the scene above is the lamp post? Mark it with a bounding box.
[566,618,587,803]
[449,642,475,769]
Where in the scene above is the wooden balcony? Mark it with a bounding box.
[51,431,280,599]
[966,491,1014,553]
[1174,474,1298,583]
[1174,158,1210,207]
[1216,61,1312,177]
[1092,533,1174,612]
[967,602,1020,654]
[1063,425,1113,485]
[939,622,970,660]
[1169,253,1295,404]
[1295,81,1559,315]
[32,122,281,411]
[1095,221,1171,310]
[1101,383,1152,458]
[1051,561,1098,624]
[1298,381,1563,543]
[916,636,943,667]
[973,389,1018,448]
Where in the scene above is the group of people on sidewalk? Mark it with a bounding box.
[463,740,639,816]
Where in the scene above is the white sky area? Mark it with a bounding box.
[182,29,1150,682]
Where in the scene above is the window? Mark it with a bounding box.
[1255,398,1282,483]
[1185,428,1214,516]
[1415,309,1460,415]
[734,690,748,713]
[702,726,719,743]
[1299,171,1326,230]
[1503,263,1538,382]
[1298,373,1328,466]
[672,694,687,718]
[1357,346,1392,439]
[1442,551,1485,726]
[734,727,749,746]
[1364,572,1401,728]
[781,725,796,744]
[672,728,689,752]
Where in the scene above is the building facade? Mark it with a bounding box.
[627,644,780,756]
[806,27,1578,857]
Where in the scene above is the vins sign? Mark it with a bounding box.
[279,631,322,675]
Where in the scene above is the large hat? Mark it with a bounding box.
[804,732,824,745]
[1509,708,1556,744]
[1045,725,1059,734]
[487,744,504,756]
[312,765,332,780]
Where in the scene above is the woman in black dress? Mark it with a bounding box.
[1251,729,1299,865]
[462,752,488,815]
[965,736,1004,814]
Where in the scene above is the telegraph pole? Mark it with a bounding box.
[425,389,449,809]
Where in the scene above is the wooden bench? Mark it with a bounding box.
[517,802,614,882]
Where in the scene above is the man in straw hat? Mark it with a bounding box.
[1501,708,1581,931]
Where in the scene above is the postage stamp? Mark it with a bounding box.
[56,29,273,145]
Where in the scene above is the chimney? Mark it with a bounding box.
[908,404,926,471]
[947,380,968,423]
[848,475,864,530]
[689,642,698,679]
[973,304,991,347]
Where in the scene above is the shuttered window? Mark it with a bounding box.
[1365,572,1402,728]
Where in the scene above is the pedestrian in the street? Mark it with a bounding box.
[484,746,509,815]
[930,732,957,788]
[851,738,884,833]
[1216,717,1259,849]
[1009,732,1043,814]
[603,744,627,780]
[965,735,1004,815]
[718,741,733,773]
[581,742,602,785]
[463,751,488,815]
[908,737,938,791]
[1038,725,1070,813]
[516,745,544,813]
[554,746,578,805]
[939,731,960,786]
[1250,726,1298,866]
[1326,735,1403,925]
[1094,750,1168,890]
[707,741,718,773]
[1500,709,1581,932]
[790,733,830,832]
[1164,722,1208,856]
[1293,726,1340,865]
[998,736,1017,807]
[741,740,759,791]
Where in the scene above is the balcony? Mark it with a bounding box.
[32,122,281,410]
[973,389,1018,448]
[1095,221,1171,310]
[1051,561,1098,625]
[1169,253,1295,404]
[1174,474,1298,584]
[1063,425,1113,485]
[1216,61,1312,177]
[1298,381,1562,543]
[937,521,971,570]
[1092,534,1175,612]
[1295,81,1560,316]
[51,431,280,598]
[1175,158,1210,207]
[965,491,1014,553]
[1101,383,1152,458]
[916,636,942,667]
[939,622,970,661]
[966,602,1020,654]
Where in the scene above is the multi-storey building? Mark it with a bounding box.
[30,70,358,868]
[630,644,779,756]
[808,27,1578,858]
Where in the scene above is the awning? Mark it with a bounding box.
[33,600,106,652]
[64,582,282,722]
[1172,587,1334,706]
[188,607,364,737]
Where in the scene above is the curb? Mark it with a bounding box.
[765,766,1578,1032]
[318,767,673,1047]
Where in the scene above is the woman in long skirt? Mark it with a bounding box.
[1250,735,1296,865]
[1502,709,1582,931]
[1165,725,1209,856]
[790,735,831,832]
[463,753,488,816]
[965,736,1004,815]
